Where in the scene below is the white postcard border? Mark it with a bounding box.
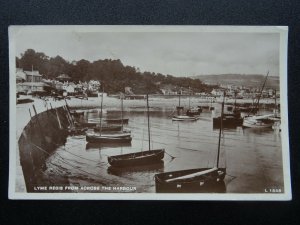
[8,25,291,200]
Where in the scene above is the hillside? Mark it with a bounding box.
[16,49,216,94]
[195,74,279,89]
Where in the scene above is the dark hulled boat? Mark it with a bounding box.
[104,118,129,124]
[86,134,132,143]
[155,93,227,193]
[155,167,226,193]
[108,149,165,167]
[107,94,165,167]
[213,91,243,128]
[70,110,84,117]
[213,113,243,128]
[93,125,122,132]
[76,121,122,132]
[186,107,202,117]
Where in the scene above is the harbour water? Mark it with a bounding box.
[44,102,283,193]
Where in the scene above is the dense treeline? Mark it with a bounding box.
[16,49,216,94]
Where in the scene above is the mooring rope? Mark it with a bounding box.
[168,106,176,117]
[61,148,101,163]
[51,142,101,164]
[165,151,176,159]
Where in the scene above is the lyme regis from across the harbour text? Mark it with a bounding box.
[9,26,291,200]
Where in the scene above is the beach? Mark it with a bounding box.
[65,95,278,110]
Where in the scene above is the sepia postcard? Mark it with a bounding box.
[9,25,291,200]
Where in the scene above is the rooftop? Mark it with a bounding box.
[23,70,42,77]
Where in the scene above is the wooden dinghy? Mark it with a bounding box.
[155,167,226,193]
[104,118,129,124]
[172,115,199,121]
[86,132,132,143]
[155,92,227,193]
[108,149,165,167]
[107,94,165,167]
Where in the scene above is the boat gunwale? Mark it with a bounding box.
[108,149,165,160]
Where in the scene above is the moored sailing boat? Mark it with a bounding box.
[243,72,275,128]
[172,90,199,121]
[104,118,129,124]
[186,87,202,117]
[86,91,132,143]
[108,94,165,167]
[155,95,227,193]
[242,114,274,128]
[213,91,243,128]
[172,115,199,121]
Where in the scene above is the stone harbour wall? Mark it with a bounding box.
[18,106,70,192]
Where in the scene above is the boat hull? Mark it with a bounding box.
[213,116,243,128]
[70,111,84,117]
[86,134,132,143]
[105,118,129,124]
[94,125,122,132]
[172,116,198,121]
[242,117,273,128]
[76,122,98,128]
[108,149,165,167]
[186,107,202,116]
[155,168,226,193]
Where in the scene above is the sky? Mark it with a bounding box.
[13,27,281,77]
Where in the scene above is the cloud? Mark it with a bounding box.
[14,28,280,76]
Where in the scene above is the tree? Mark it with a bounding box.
[17,48,216,94]
[18,49,49,75]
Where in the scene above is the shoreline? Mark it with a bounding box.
[64,95,279,110]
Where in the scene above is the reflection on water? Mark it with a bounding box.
[45,106,283,193]
[86,142,132,151]
[107,160,164,176]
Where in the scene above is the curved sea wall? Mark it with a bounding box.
[18,106,70,192]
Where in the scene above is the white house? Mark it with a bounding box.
[17,82,50,94]
[16,68,26,83]
[24,70,42,82]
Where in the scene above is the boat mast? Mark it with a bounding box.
[178,89,181,107]
[99,85,104,136]
[188,86,191,109]
[121,93,124,132]
[176,88,181,116]
[31,65,34,93]
[216,91,225,168]
[255,71,269,113]
[234,90,237,112]
[274,89,277,116]
[147,94,151,151]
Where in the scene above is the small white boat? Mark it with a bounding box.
[242,114,274,128]
[172,115,199,121]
